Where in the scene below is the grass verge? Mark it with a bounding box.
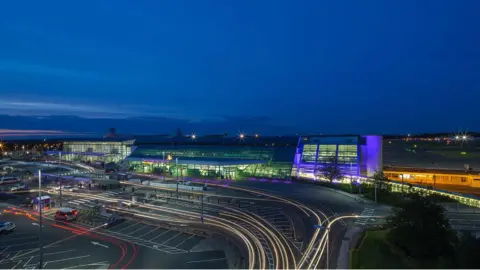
[350,230,410,269]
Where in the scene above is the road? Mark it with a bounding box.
[0,206,131,269]
[8,168,393,270]
[116,175,393,269]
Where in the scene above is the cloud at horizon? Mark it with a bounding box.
[0,1,479,134]
[0,114,297,139]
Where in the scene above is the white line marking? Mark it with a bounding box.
[161,232,182,245]
[0,242,38,248]
[128,225,149,235]
[185,257,227,264]
[43,255,90,267]
[175,234,195,248]
[8,245,61,258]
[15,249,77,260]
[1,236,37,243]
[12,259,22,269]
[150,229,171,241]
[61,261,109,269]
[23,257,34,268]
[0,246,10,255]
[115,222,139,233]
[137,227,159,238]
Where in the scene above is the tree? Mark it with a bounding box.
[372,171,391,190]
[386,193,457,261]
[316,157,343,183]
[455,231,480,268]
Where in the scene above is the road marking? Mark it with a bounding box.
[128,225,149,235]
[14,249,77,260]
[0,242,38,248]
[11,259,22,269]
[23,256,34,268]
[91,241,109,248]
[62,261,110,269]
[175,234,195,248]
[8,245,61,259]
[137,227,159,238]
[0,246,10,255]
[0,236,37,243]
[115,222,138,233]
[43,255,90,268]
[185,257,227,264]
[161,232,183,245]
[150,229,171,241]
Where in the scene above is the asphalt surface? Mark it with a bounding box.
[0,207,127,269]
[1,200,229,269]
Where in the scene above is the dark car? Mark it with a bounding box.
[105,218,125,228]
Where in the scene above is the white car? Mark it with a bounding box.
[63,186,78,192]
[0,222,15,234]
[9,184,26,191]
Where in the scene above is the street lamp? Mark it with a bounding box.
[38,170,44,269]
[176,158,179,199]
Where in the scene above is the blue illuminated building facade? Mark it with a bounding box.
[51,134,382,180]
[125,135,382,180]
[293,135,383,179]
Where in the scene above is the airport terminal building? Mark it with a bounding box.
[52,133,382,180]
[125,135,383,180]
[47,138,135,164]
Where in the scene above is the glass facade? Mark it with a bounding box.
[295,137,361,178]
[127,144,296,180]
[130,145,273,161]
[62,140,134,163]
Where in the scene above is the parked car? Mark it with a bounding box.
[0,222,16,234]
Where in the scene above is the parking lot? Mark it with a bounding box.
[0,211,122,269]
[30,205,229,269]
[103,219,205,254]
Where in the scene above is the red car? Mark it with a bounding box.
[55,208,78,221]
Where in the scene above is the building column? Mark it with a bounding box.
[313,144,320,179]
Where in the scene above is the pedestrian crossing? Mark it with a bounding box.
[354,208,376,226]
[67,191,122,207]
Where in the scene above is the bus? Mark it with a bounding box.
[0,176,20,185]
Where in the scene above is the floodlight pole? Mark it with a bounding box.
[38,170,44,269]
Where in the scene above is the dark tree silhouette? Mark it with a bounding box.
[316,157,343,183]
[386,193,457,261]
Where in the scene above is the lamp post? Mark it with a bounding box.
[176,158,179,199]
[38,170,44,269]
[401,174,405,195]
[201,194,204,223]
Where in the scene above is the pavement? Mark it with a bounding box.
[0,201,230,269]
[0,208,127,269]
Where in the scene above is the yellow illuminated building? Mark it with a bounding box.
[384,167,480,189]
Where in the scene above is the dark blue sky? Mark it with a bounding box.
[0,0,479,137]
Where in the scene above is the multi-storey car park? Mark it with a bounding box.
[47,134,383,180]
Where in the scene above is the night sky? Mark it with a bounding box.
[0,1,479,138]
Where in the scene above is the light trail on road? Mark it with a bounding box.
[136,189,298,270]
[50,190,263,270]
[120,180,330,269]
